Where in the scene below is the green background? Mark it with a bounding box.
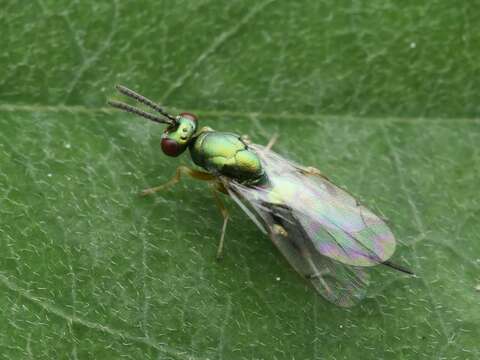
[1,1,479,359]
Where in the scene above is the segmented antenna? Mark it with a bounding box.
[115,85,176,121]
[108,85,176,125]
[108,100,174,125]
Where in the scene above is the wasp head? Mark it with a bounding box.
[161,113,198,157]
[108,85,199,158]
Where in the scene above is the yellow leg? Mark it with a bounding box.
[240,134,252,145]
[265,133,279,151]
[211,186,229,260]
[272,224,288,237]
[140,166,215,196]
[301,166,330,181]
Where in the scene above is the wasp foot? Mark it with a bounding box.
[272,224,288,237]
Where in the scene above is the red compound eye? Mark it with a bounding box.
[180,112,197,122]
[161,138,182,157]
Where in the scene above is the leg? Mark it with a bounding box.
[265,133,279,151]
[272,224,288,237]
[211,186,229,260]
[300,166,331,181]
[241,133,278,150]
[301,248,333,295]
[141,166,215,196]
[240,134,252,145]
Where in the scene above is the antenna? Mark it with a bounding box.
[108,85,176,125]
[108,100,174,125]
[115,85,176,121]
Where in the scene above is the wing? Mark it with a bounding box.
[219,144,398,306]
[248,144,396,267]
[224,178,369,307]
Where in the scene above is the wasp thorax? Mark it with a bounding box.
[160,113,198,157]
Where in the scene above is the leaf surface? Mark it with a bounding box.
[1,1,479,359]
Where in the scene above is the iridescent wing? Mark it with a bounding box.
[224,178,370,307]
[248,144,396,267]
[220,143,398,306]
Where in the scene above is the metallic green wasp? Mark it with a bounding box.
[108,85,413,307]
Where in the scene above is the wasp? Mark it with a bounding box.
[108,85,412,307]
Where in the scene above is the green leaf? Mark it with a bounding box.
[1,1,479,359]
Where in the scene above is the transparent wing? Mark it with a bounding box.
[218,143,399,306]
[248,144,396,267]
[224,179,369,307]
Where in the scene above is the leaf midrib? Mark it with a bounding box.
[0,104,478,123]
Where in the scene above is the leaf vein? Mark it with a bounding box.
[0,273,199,359]
[161,0,278,101]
